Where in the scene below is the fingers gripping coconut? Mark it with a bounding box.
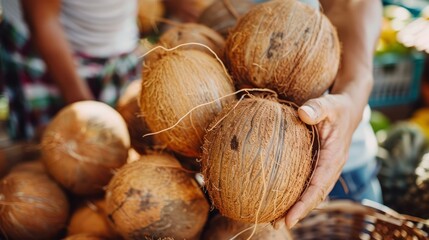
[276,0,383,229]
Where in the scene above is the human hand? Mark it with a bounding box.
[276,92,363,229]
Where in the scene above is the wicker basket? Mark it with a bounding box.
[292,200,429,240]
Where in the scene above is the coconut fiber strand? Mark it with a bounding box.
[140,49,235,157]
[202,96,316,223]
[225,0,340,105]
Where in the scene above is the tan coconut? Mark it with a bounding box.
[10,159,46,174]
[63,234,106,240]
[117,79,154,154]
[198,0,256,37]
[225,0,341,105]
[67,199,119,239]
[202,214,293,240]
[41,101,130,195]
[105,153,209,239]
[146,22,225,65]
[163,0,214,23]
[202,96,317,223]
[137,0,165,35]
[140,49,235,157]
[0,171,70,240]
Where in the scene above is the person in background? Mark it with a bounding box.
[0,0,140,140]
[270,0,384,229]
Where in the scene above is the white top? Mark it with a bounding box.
[3,0,138,57]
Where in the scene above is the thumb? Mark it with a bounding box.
[298,96,331,125]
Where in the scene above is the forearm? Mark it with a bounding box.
[32,24,93,103]
[321,0,383,124]
[21,0,93,104]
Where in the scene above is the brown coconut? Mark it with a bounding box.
[140,49,235,157]
[117,79,154,154]
[10,159,46,174]
[41,101,130,195]
[202,96,317,223]
[63,234,106,240]
[198,0,257,37]
[68,199,119,239]
[163,0,214,23]
[146,23,226,65]
[137,0,165,35]
[202,215,293,240]
[0,171,70,240]
[105,153,209,240]
[225,0,341,105]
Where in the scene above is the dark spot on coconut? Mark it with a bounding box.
[266,32,284,59]
[230,135,239,150]
[128,198,207,239]
[107,214,115,224]
[138,191,158,212]
[177,31,183,40]
[126,187,142,197]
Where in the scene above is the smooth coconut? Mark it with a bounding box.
[117,79,154,154]
[225,0,340,105]
[202,96,317,223]
[140,49,235,157]
[41,101,130,195]
[105,153,209,239]
[202,214,293,240]
[0,171,69,240]
[67,199,119,238]
[137,0,165,35]
[198,0,256,37]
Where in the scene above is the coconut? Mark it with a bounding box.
[202,96,318,223]
[41,101,130,195]
[10,159,46,174]
[105,153,209,239]
[202,214,293,240]
[198,0,256,37]
[225,0,341,105]
[140,49,235,157]
[163,0,214,23]
[0,171,70,240]
[117,80,154,154]
[67,199,119,239]
[63,234,105,240]
[137,0,165,35]
[148,22,225,64]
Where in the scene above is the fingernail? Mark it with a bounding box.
[300,105,316,120]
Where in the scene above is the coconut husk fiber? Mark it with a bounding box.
[105,153,209,239]
[202,96,318,223]
[225,0,340,105]
[140,48,235,157]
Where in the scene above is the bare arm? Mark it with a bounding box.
[281,0,383,228]
[21,0,94,104]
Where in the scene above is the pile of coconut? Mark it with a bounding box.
[0,0,340,239]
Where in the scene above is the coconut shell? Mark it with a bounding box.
[10,159,46,174]
[137,0,165,35]
[117,80,154,154]
[105,153,209,239]
[146,23,225,65]
[41,101,130,196]
[163,0,214,23]
[202,96,317,223]
[225,0,341,105]
[63,234,106,240]
[140,49,235,157]
[202,214,293,240]
[0,171,70,240]
[67,199,119,239]
[198,0,256,37]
